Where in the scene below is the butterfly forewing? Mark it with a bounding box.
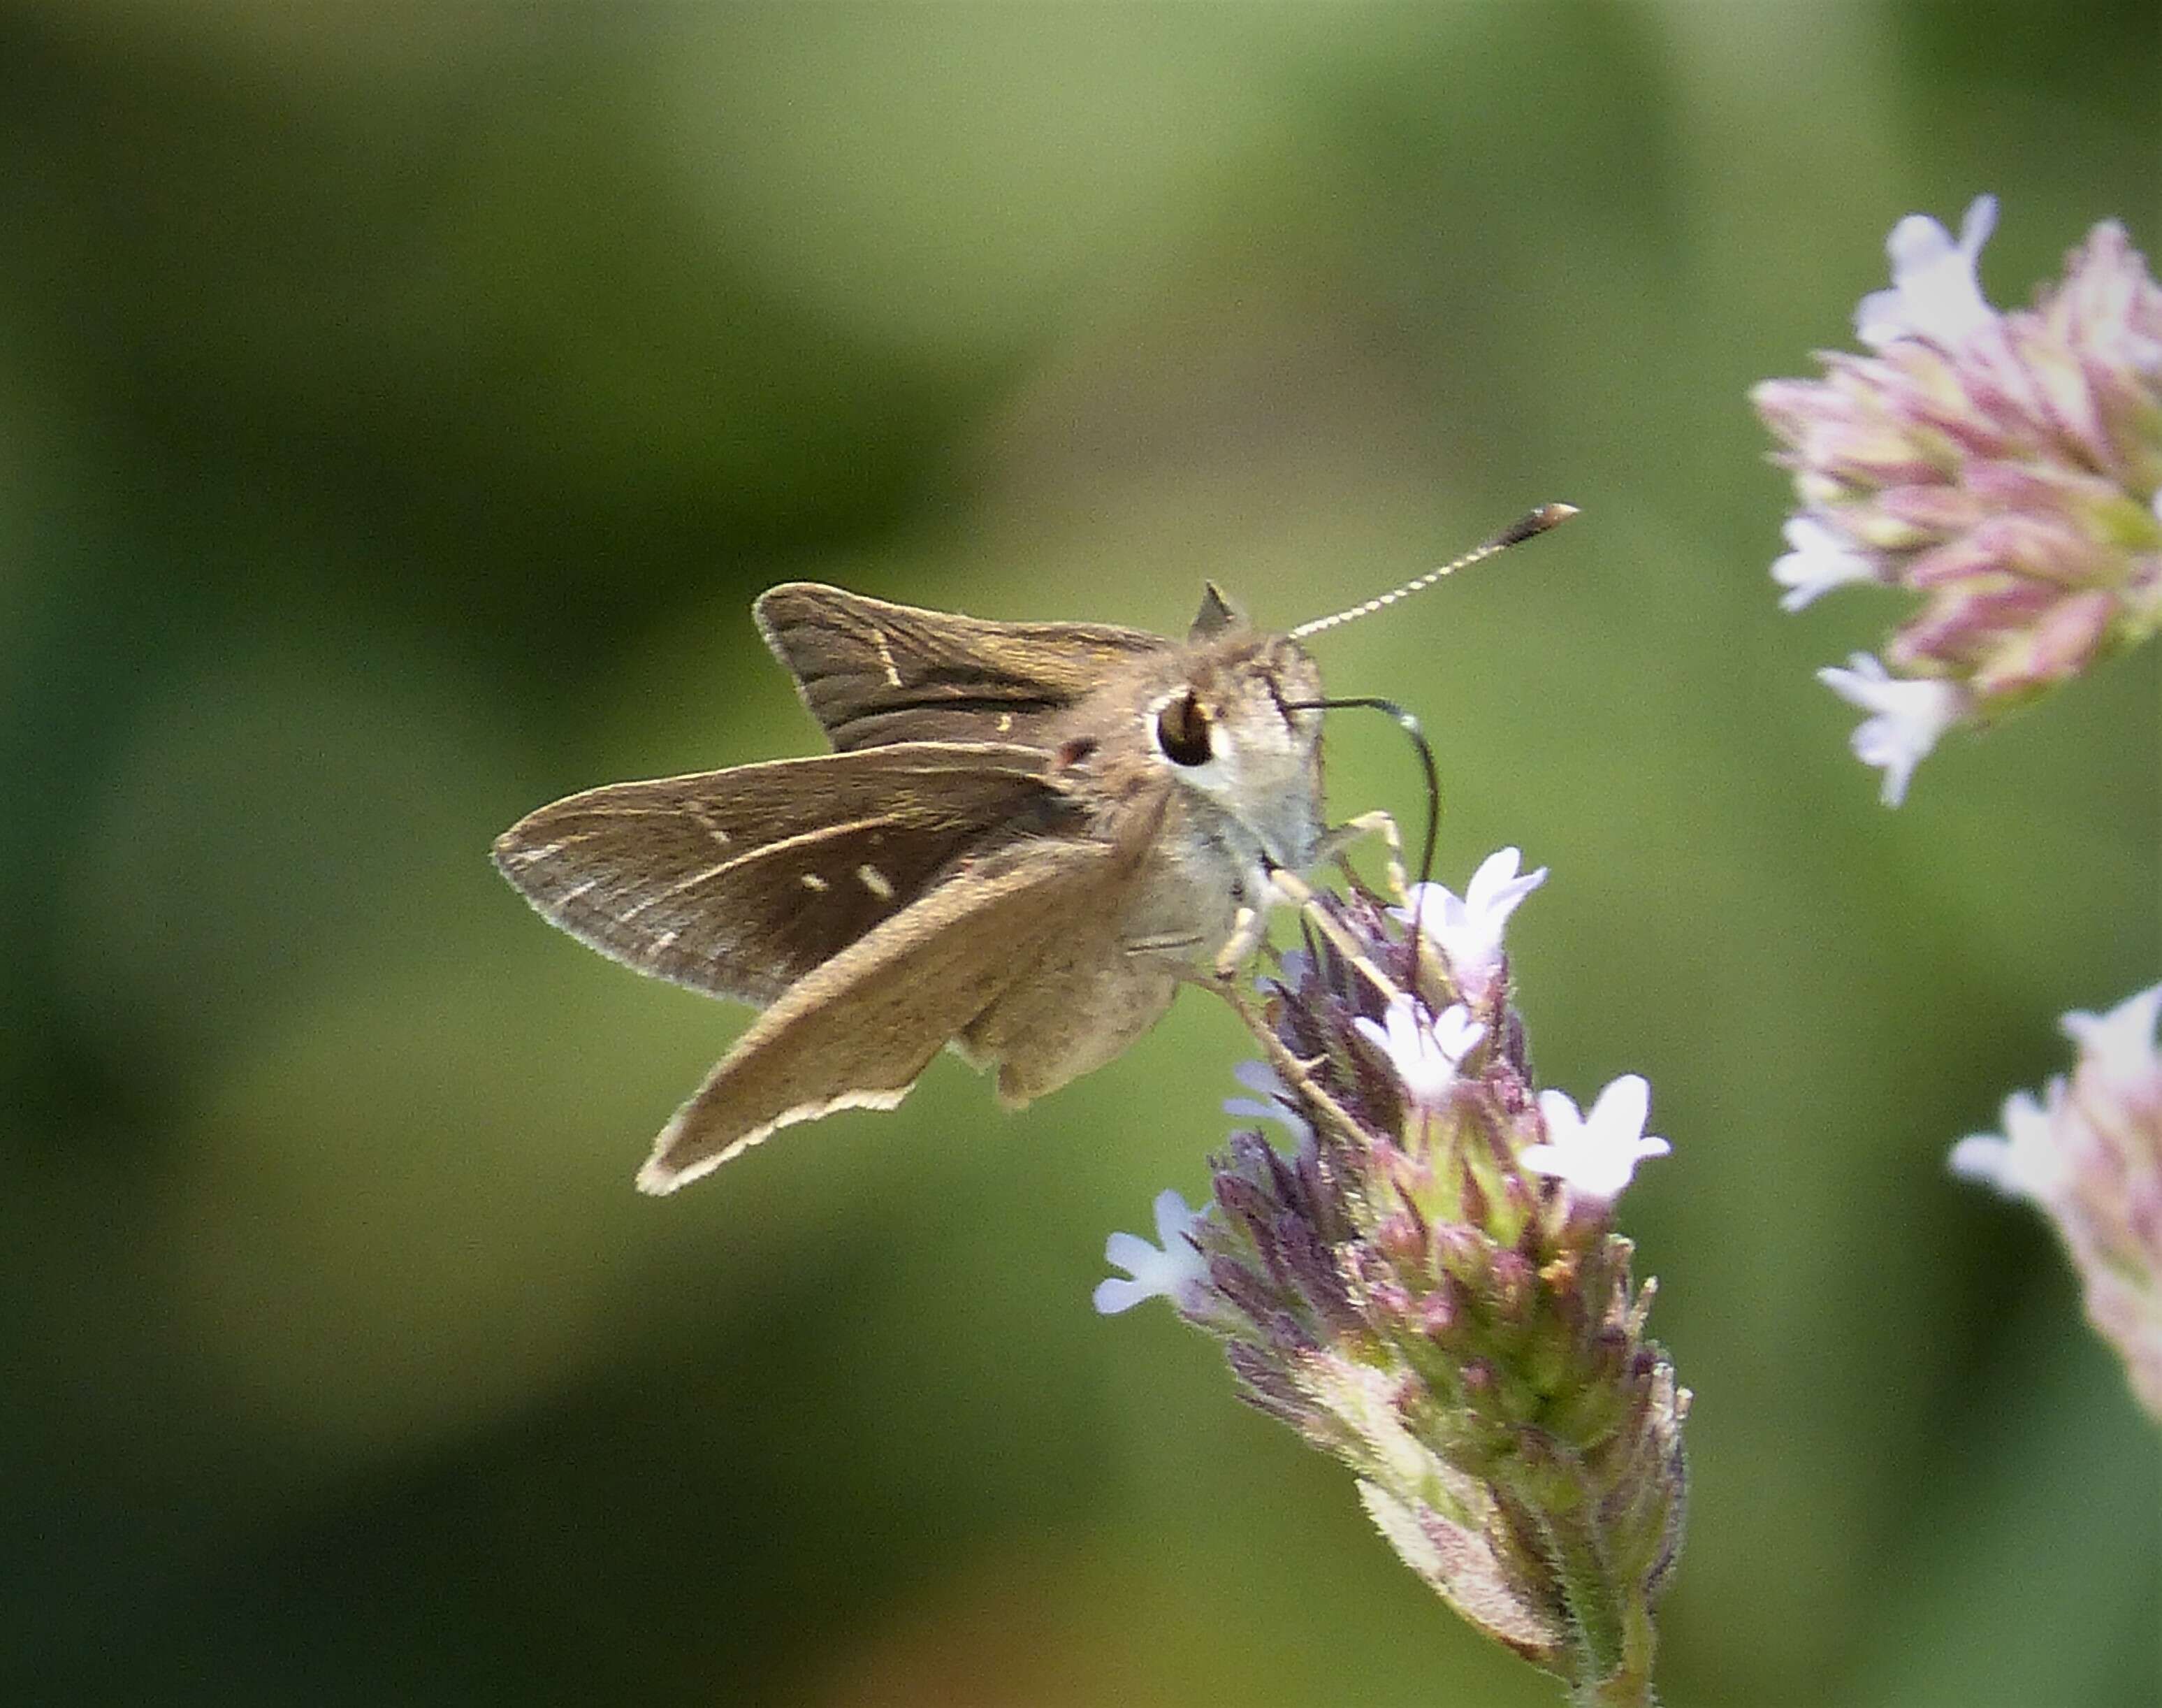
[491,742,1079,1004]
[755,584,1173,752]
[638,834,1121,1192]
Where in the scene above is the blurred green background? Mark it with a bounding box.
[6,4,2158,1705]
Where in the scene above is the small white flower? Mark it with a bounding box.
[1223,1058,1314,1142]
[1525,1075,1669,1204]
[2059,981,2162,1092]
[1395,848,1548,992]
[1855,194,2000,350]
[1771,515,1878,612]
[1094,1189,1212,1315]
[1817,652,1969,806]
[1949,1087,2069,1208]
[1355,996,1485,1109]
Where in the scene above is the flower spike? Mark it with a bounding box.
[1950,981,2162,1421]
[1757,198,2162,804]
[1097,851,1686,1702]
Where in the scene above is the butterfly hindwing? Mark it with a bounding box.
[637,833,1122,1192]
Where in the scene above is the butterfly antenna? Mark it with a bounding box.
[1287,502,1576,642]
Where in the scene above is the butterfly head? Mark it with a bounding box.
[1138,621,1326,873]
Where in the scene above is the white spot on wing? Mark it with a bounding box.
[857,864,894,901]
[873,628,903,689]
[801,873,830,892]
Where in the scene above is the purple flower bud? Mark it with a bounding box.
[1490,1250,1539,1326]
[1374,1208,1428,1264]
[1419,1284,1460,1340]
[1434,1222,1494,1289]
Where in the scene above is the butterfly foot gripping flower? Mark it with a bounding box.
[1098,853,1686,1705]
[1952,982,2162,1423]
[1753,196,2162,804]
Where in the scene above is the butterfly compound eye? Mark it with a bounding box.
[1154,690,1212,767]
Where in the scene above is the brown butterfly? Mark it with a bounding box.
[493,507,1571,1192]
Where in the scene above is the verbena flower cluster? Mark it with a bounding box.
[1754,196,2162,804]
[1952,983,2162,1422]
[1098,852,1687,1705]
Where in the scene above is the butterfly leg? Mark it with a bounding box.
[1319,809,1468,1008]
[1212,810,1408,991]
[1308,808,1409,899]
[1263,866,1405,1007]
[1212,904,1270,980]
[1217,985,1370,1148]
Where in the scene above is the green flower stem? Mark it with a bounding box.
[1540,1503,1655,1707]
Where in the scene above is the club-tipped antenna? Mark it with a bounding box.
[1288,502,1577,642]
